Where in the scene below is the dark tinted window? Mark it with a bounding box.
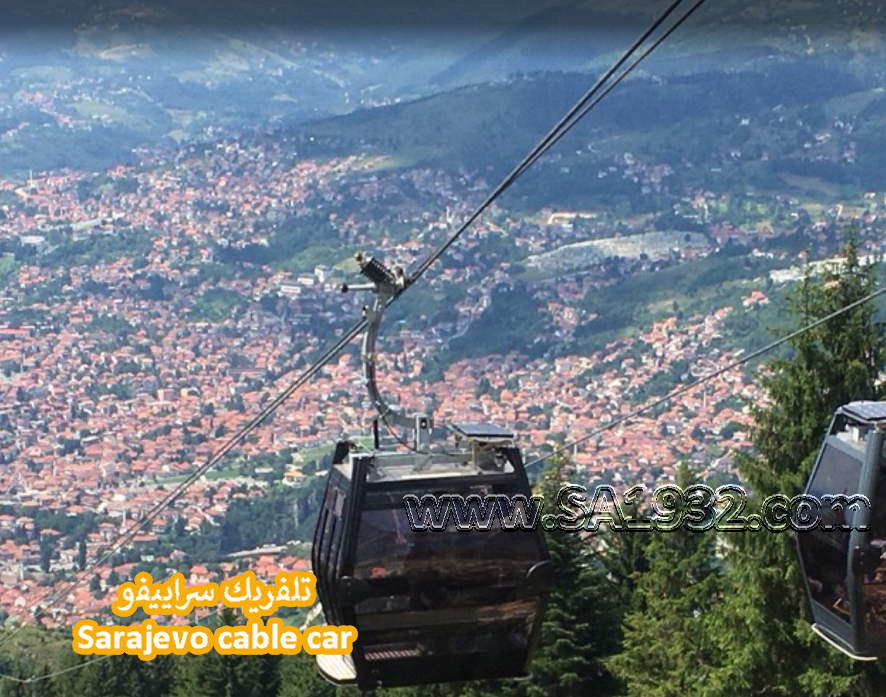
[799,527,851,622]
[808,443,862,500]
[799,444,860,623]
[352,483,544,617]
[354,486,542,579]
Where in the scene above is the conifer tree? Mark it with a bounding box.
[600,482,652,617]
[54,654,145,697]
[607,462,721,697]
[707,233,886,696]
[173,608,279,697]
[509,454,621,697]
[0,657,57,697]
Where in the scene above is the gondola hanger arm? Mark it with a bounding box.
[342,252,433,452]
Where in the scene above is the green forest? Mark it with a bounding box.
[0,237,883,696]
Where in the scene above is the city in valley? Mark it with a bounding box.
[0,0,884,632]
[0,124,877,627]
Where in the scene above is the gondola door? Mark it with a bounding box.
[858,428,886,657]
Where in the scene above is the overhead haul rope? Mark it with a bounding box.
[0,0,709,658]
[406,0,707,286]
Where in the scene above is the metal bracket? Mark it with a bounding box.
[343,252,433,453]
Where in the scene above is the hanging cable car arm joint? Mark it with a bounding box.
[342,253,413,431]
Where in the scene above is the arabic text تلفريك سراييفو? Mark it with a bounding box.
[111,570,318,619]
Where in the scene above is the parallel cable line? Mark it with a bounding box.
[406,0,701,288]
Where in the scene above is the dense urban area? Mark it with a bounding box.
[3,1,886,695]
[0,115,880,626]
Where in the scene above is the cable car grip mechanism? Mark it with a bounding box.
[342,252,432,453]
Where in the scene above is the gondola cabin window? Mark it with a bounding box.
[799,442,862,619]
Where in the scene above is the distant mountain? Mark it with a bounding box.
[291,55,886,208]
[1,0,886,177]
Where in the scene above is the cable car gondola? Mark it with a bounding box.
[311,254,552,690]
[798,401,886,660]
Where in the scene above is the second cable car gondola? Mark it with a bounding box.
[798,401,886,660]
[311,254,552,690]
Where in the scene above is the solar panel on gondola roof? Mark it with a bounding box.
[842,401,886,422]
[449,422,515,439]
